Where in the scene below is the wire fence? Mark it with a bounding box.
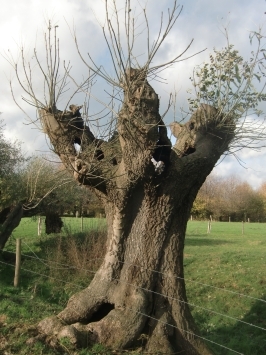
[0,257,245,355]
[21,239,266,306]
[1,236,266,355]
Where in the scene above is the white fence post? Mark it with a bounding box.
[207,220,211,234]
[38,216,42,236]
[14,238,21,287]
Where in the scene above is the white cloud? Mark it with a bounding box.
[0,0,266,186]
[214,147,266,189]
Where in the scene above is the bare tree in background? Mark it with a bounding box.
[8,1,266,354]
[0,152,71,249]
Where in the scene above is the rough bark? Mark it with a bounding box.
[0,203,23,250]
[37,70,234,354]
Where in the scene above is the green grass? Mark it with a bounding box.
[11,216,107,239]
[185,221,266,355]
[1,217,106,355]
[0,219,266,354]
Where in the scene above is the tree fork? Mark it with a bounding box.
[37,83,232,353]
[9,5,266,352]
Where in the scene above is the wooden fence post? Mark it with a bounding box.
[207,220,211,234]
[38,216,42,236]
[14,238,21,287]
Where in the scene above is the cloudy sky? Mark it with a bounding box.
[0,0,266,188]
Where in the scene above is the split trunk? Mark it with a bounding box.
[38,71,233,354]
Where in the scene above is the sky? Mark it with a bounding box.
[0,0,266,188]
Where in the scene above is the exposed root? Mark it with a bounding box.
[73,306,147,348]
[58,279,110,324]
[37,282,150,350]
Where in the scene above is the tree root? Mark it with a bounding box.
[38,283,150,350]
[37,278,214,354]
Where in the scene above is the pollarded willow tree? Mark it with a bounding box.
[10,1,266,354]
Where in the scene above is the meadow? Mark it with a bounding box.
[0,218,265,355]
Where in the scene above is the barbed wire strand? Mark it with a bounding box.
[133,310,244,355]
[21,240,100,271]
[3,249,100,274]
[0,259,244,355]
[21,241,83,270]
[116,260,266,304]
[4,247,264,334]
[129,281,266,332]
[0,260,84,289]
[17,241,266,305]
[1,255,265,333]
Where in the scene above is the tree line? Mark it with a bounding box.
[192,174,266,222]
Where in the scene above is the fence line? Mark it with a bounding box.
[22,240,100,272]
[133,310,244,355]
[17,239,266,305]
[4,240,266,303]
[0,259,244,355]
[20,253,99,272]
[3,249,100,273]
[115,260,266,305]
[0,260,85,290]
[1,249,266,334]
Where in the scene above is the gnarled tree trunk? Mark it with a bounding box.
[37,70,233,354]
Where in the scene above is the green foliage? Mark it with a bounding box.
[0,119,28,209]
[188,30,266,124]
[0,120,26,179]
[191,197,210,220]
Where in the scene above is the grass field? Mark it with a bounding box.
[0,218,265,355]
[11,216,107,239]
[185,221,266,355]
